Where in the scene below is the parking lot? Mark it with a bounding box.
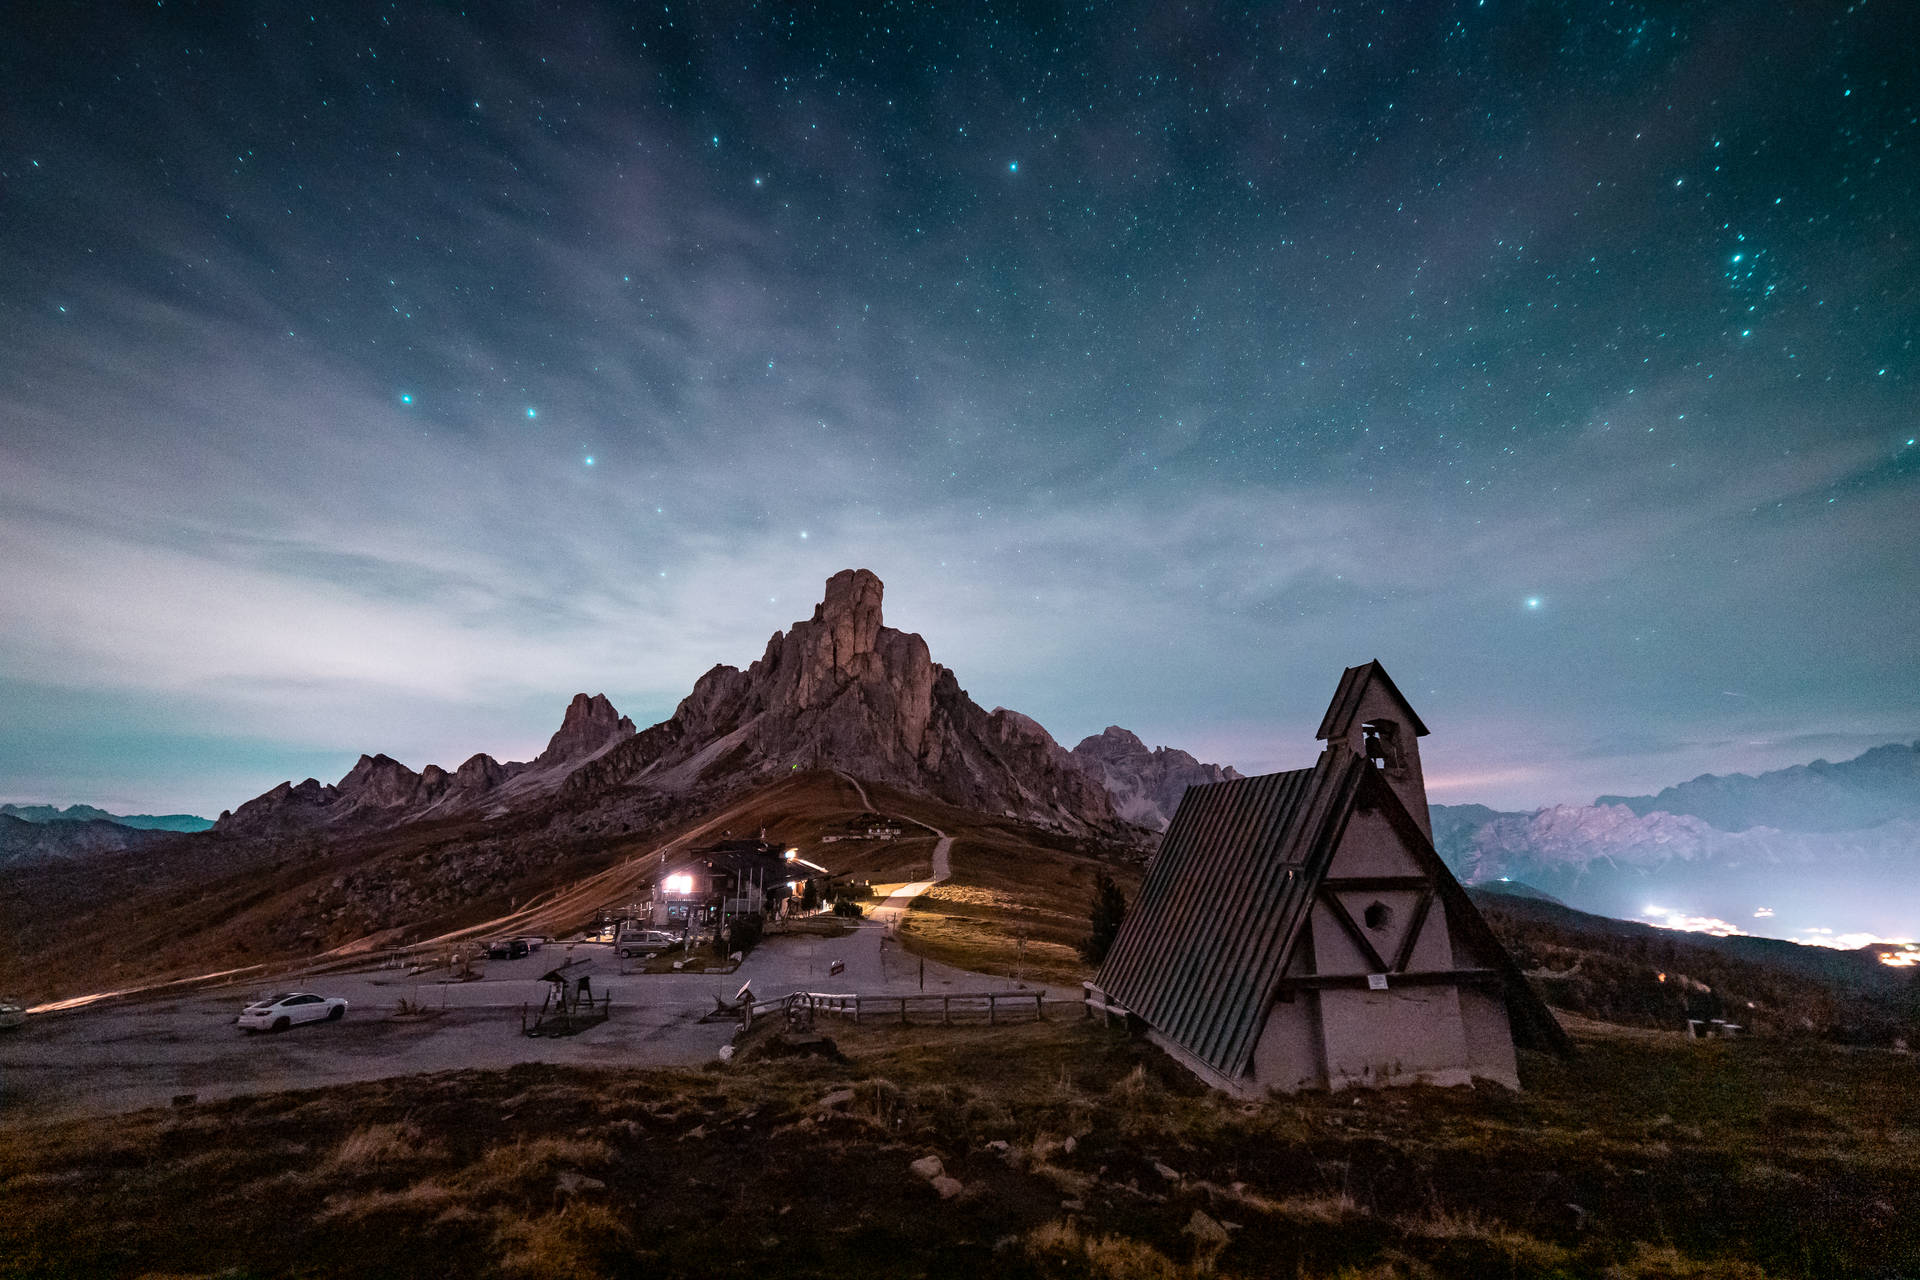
[0,920,1049,1123]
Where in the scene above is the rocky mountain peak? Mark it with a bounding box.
[216,571,1133,840]
[336,753,420,807]
[565,569,1120,833]
[537,693,636,766]
[814,567,886,657]
[1077,725,1149,759]
[1070,726,1243,831]
[454,752,506,790]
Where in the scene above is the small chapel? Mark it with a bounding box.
[1087,661,1567,1096]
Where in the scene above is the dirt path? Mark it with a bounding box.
[835,770,877,813]
[824,771,954,987]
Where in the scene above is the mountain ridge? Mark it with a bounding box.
[213,689,638,835]
[1431,740,1920,944]
[0,803,213,832]
[1594,740,1920,832]
[559,569,1123,834]
[1068,725,1243,831]
[0,813,183,866]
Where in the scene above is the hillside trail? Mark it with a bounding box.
[832,770,951,989]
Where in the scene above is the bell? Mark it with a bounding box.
[1362,727,1388,768]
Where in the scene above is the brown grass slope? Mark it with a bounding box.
[1,1020,1914,1279]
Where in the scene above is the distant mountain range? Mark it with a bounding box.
[1433,742,1920,943]
[0,813,184,866]
[1594,741,1920,832]
[0,803,213,832]
[1,564,1914,1021]
[213,570,1224,846]
[214,691,638,836]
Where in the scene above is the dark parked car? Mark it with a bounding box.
[488,938,529,960]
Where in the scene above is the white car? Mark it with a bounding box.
[236,992,348,1033]
[0,999,24,1030]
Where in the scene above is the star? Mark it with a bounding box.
[1525,597,1542,610]
[525,407,537,419]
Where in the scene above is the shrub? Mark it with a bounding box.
[1079,869,1128,965]
[715,912,765,957]
[850,1079,907,1130]
[1023,1219,1184,1279]
[832,900,864,919]
[325,1121,441,1172]
[494,1202,634,1280]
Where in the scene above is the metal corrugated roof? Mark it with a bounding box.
[1096,750,1367,1080]
[1315,660,1431,741]
[1096,747,1568,1082]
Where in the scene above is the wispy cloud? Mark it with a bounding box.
[3,5,1914,818]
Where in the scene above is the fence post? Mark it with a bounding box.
[942,995,950,1026]
[854,995,861,1026]
[989,993,996,1026]
[1036,992,1044,1021]
[900,996,908,1026]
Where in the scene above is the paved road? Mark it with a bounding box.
[0,945,745,1123]
[0,913,1052,1125]
[0,784,1051,1124]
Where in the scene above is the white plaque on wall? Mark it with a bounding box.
[1367,973,1388,991]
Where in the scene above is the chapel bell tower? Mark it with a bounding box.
[1315,660,1432,839]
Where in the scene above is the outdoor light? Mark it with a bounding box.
[783,848,797,860]
[664,873,694,895]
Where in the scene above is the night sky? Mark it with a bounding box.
[3,2,1915,818]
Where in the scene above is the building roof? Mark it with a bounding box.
[654,845,785,886]
[1096,748,1566,1082]
[1315,659,1430,741]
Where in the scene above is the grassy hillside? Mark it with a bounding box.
[895,804,1142,989]
[1474,890,1919,1046]
[2,1019,1914,1278]
[0,772,1137,1007]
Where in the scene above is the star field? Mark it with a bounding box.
[0,2,1914,814]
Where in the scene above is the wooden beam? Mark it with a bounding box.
[1316,888,1388,973]
[1274,968,1503,991]
[1321,875,1430,892]
[1391,887,1437,973]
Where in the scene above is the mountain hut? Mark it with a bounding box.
[1086,661,1568,1095]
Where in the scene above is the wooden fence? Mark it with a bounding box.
[740,989,1057,1030]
